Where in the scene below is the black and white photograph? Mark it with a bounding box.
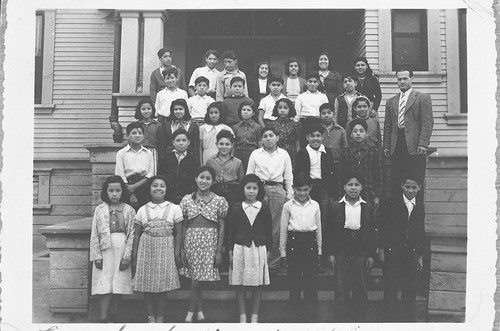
[0,0,497,330]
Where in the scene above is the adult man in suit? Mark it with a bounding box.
[383,67,434,198]
[150,48,186,104]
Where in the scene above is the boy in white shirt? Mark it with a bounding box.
[187,76,215,126]
[188,49,220,98]
[154,67,188,123]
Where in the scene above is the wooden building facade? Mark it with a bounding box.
[33,8,468,321]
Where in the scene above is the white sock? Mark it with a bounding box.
[251,314,258,323]
[197,311,205,321]
[185,311,194,322]
[240,314,247,323]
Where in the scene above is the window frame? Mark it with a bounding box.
[34,10,56,114]
[391,9,429,71]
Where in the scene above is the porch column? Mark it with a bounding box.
[142,11,166,96]
[118,11,140,94]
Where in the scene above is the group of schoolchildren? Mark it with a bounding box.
[89,48,427,324]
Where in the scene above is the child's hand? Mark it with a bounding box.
[328,255,336,269]
[383,149,390,157]
[373,197,380,209]
[365,257,374,273]
[127,184,136,193]
[417,255,424,272]
[119,259,130,271]
[181,250,188,266]
[280,257,287,268]
[174,253,181,267]
[214,251,223,267]
[94,259,103,270]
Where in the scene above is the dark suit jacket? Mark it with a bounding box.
[326,200,376,258]
[157,121,200,164]
[379,195,427,255]
[355,74,382,111]
[383,89,434,155]
[248,78,271,106]
[157,151,198,204]
[226,202,273,251]
[295,147,335,190]
[150,66,186,103]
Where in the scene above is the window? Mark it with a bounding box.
[392,10,428,71]
[34,12,44,104]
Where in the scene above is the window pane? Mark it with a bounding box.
[35,14,43,56]
[393,12,421,33]
[393,37,423,66]
[35,13,44,104]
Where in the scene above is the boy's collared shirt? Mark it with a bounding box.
[339,195,367,230]
[206,154,244,184]
[115,144,154,183]
[215,68,248,101]
[258,93,288,121]
[232,119,262,149]
[306,144,326,179]
[155,87,188,117]
[403,193,416,219]
[246,147,293,199]
[188,94,215,119]
[279,198,322,257]
[174,149,187,162]
[188,65,220,92]
[294,90,329,121]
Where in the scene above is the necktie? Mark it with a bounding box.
[398,92,406,129]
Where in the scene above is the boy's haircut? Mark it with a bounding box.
[194,76,210,86]
[134,99,156,120]
[352,96,371,110]
[230,76,245,87]
[293,172,312,188]
[146,175,169,200]
[268,75,284,85]
[205,101,226,124]
[172,128,190,141]
[396,66,414,77]
[168,98,191,121]
[260,126,278,138]
[126,121,145,135]
[157,48,171,58]
[306,123,325,136]
[216,129,235,143]
[400,172,422,185]
[164,66,178,78]
[205,49,219,59]
[237,100,257,120]
[316,51,335,71]
[319,102,335,113]
[353,56,373,76]
[255,61,271,78]
[342,172,365,186]
[101,175,130,204]
[272,98,296,118]
[305,72,320,81]
[238,174,265,201]
[341,72,359,83]
[350,117,368,131]
[222,50,237,60]
[284,57,302,77]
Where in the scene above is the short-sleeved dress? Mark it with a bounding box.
[269,117,301,166]
[178,193,229,281]
[133,201,184,292]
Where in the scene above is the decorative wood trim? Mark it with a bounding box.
[118,11,140,94]
[33,168,53,215]
[35,10,55,110]
[34,103,55,114]
[445,9,462,117]
[427,10,441,73]
[444,113,467,125]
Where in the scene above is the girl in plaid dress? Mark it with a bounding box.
[132,176,184,323]
[178,166,228,322]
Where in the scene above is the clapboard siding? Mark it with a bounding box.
[365,10,379,72]
[34,9,115,161]
[351,10,366,59]
[33,161,92,252]
[425,156,467,322]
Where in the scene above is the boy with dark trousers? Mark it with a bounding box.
[327,173,376,322]
[280,174,321,322]
[379,172,427,322]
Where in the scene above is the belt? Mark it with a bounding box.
[262,180,283,186]
[126,174,145,185]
